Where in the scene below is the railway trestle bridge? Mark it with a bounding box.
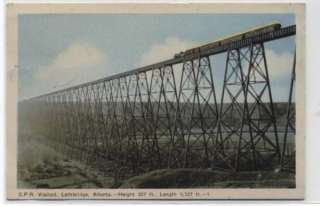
[19,24,296,176]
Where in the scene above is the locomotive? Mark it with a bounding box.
[174,22,281,58]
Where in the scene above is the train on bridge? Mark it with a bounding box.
[174,22,281,58]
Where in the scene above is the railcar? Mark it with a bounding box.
[174,22,281,58]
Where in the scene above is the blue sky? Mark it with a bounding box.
[18,13,295,101]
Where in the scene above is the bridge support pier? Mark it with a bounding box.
[281,49,296,171]
[217,43,281,171]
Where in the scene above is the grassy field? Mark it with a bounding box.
[17,133,295,189]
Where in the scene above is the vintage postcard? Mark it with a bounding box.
[6,3,305,199]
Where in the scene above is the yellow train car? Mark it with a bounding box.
[174,22,281,58]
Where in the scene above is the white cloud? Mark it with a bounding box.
[26,41,109,98]
[134,37,198,97]
[265,49,294,77]
[137,37,197,67]
[36,41,108,82]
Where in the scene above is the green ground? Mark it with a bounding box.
[18,136,295,189]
